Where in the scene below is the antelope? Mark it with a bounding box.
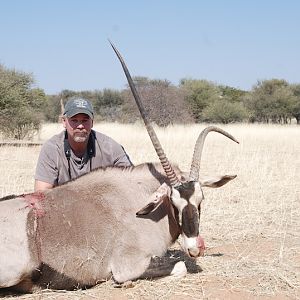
[0,42,238,292]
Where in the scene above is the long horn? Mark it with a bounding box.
[189,126,239,181]
[110,41,181,187]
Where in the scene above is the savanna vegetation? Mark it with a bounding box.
[1,64,300,140]
[0,63,299,299]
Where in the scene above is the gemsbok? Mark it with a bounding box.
[0,42,239,292]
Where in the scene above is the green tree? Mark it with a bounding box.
[290,84,300,124]
[243,79,295,123]
[180,79,221,122]
[43,95,64,122]
[0,65,46,139]
[43,89,125,123]
[218,85,247,102]
[94,89,123,121]
[202,98,248,123]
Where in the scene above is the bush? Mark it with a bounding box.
[0,64,47,139]
[0,107,42,139]
[202,100,248,123]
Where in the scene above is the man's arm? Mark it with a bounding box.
[34,180,54,192]
[34,139,59,191]
[115,147,133,167]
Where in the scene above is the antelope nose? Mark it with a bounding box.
[188,247,200,257]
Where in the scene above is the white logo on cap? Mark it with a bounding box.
[74,99,88,108]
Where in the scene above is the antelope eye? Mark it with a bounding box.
[198,204,201,213]
[180,175,187,182]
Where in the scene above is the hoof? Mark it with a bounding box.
[170,261,187,278]
[114,280,135,289]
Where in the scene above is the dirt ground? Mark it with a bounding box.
[2,236,298,300]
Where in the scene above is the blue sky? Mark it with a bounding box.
[0,0,299,94]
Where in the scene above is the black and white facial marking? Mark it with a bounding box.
[171,180,204,257]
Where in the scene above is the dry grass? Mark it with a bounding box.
[0,123,299,299]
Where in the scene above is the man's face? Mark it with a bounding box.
[63,113,93,143]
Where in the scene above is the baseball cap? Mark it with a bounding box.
[63,98,94,119]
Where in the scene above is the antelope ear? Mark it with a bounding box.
[200,175,237,188]
[136,183,171,216]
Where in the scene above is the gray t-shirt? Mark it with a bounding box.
[35,130,132,186]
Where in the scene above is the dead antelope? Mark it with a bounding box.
[0,43,238,292]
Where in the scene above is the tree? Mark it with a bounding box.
[94,89,124,121]
[218,85,247,103]
[180,79,221,122]
[243,79,295,123]
[202,98,248,123]
[43,95,64,122]
[0,65,47,139]
[290,84,300,124]
[121,77,193,125]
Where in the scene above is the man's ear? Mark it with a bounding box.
[136,183,171,216]
[62,117,67,128]
[200,175,237,188]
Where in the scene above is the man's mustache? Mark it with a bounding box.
[73,130,88,135]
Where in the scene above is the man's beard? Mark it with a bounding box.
[73,132,89,143]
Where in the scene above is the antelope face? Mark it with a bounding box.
[171,180,204,258]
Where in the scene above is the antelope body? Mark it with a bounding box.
[0,161,235,292]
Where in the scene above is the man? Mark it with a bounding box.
[34,97,132,191]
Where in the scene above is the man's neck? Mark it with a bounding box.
[68,139,88,158]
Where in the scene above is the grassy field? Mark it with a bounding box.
[0,122,299,299]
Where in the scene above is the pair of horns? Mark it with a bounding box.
[110,41,238,186]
